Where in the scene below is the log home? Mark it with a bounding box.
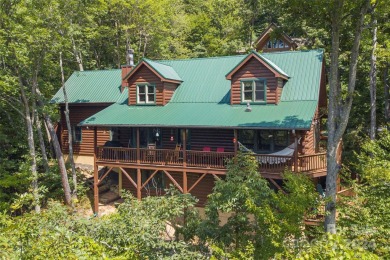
[53,48,330,214]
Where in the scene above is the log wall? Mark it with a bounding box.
[231,57,278,104]
[60,104,111,155]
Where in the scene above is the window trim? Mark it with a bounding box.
[136,83,156,105]
[240,78,267,104]
[73,126,82,143]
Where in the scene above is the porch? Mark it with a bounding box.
[95,146,327,178]
[92,126,328,214]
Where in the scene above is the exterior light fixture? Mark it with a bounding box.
[245,102,252,112]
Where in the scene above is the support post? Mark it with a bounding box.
[137,168,141,200]
[118,167,122,196]
[183,129,187,167]
[136,127,140,164]
[93,127,99,215]
[234,129,238,155]
[294,131,298,173]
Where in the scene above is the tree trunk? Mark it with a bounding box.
[384,63,389,123]
[35,112,49,173]
[35,87,72,206]
[19,81,40,213]
[325,0,370,234]
[369,15,377,140]
[72,37,84,71]
[60,52,77,199]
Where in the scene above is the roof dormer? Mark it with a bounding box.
[226,51,288,105]
[254,23,297,52]
[123,59,182,106]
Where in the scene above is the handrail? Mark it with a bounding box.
[96,146,327,173]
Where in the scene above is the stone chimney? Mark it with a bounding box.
[121,49,134,92]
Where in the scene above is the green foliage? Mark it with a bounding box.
[355,130,390,183]
[283,233,380,259]
[198,153,319,258]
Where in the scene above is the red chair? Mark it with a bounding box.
[216,147,224,153]
[203,146,211,152]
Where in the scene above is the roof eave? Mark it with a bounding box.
[225,52,289,80]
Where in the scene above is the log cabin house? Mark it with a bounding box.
[52,27,330,214]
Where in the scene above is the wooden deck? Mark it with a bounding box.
[95,146,327,177]
[92,146,327,214]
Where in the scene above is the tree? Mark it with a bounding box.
[198,153,318,258]
[325,0,370,233]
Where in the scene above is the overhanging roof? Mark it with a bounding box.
[80,97,317,130]
[123,58,182,83]
[51,70,122,103]
[225,51,289,80]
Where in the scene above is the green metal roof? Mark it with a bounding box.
[143,58,182,82]
[51,70,122,103]
[58,49,323,129]
[81,100,317,129]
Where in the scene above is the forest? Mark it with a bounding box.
[0,0,390,258]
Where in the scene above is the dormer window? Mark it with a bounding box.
[137,83,156,104]
[241,78,266,103]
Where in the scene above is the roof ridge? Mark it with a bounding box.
[72,69,121,73]
[154,54,247,63]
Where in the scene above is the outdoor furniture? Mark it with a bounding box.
[203,146,211,152]
[216,147,224,152]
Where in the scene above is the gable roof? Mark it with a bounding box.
[51,70,122,103]
[123,58,182,83]
[254,23,297,50]
[79,49,324,130]
[225,51,289,80]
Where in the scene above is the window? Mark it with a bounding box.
[137,84,155,104]
[241,79,266,103]
[73,126,82,143]
[238,129,289,153]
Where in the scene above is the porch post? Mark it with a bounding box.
[294,131,299,173]
[234,129,238,155]
[137,168,141,200]
[93,127,99,215]
[136,127,140,164]
[183,129,188,194]
[183,129,187,167]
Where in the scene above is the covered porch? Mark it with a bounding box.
[92,126,327,213]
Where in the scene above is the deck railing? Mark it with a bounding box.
[254,154,294,172]
[96,146,327,173]
[298,153,327,172]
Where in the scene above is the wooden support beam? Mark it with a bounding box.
[118,167,122,196]
[188,173,207,193]
[268,178,287,194]
[137,168,142,200]
[141,169,159,189]
[136,128,140,164]
[183,171,188,193]
[183,129,187,167]
[93,127,99,215]
[212,173,221,180]
[97,167,114,185]
[119,167,137,188]
[294,132,299,173]
[163,170,183,193]
[234,129,238,155]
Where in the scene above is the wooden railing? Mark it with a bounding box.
[187,151,235,169]
[96,146,327,174]
[96,147,137,163]
[253,154,294,172]
[298,153,327,172]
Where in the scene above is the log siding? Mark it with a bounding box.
[230,57,278,105]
